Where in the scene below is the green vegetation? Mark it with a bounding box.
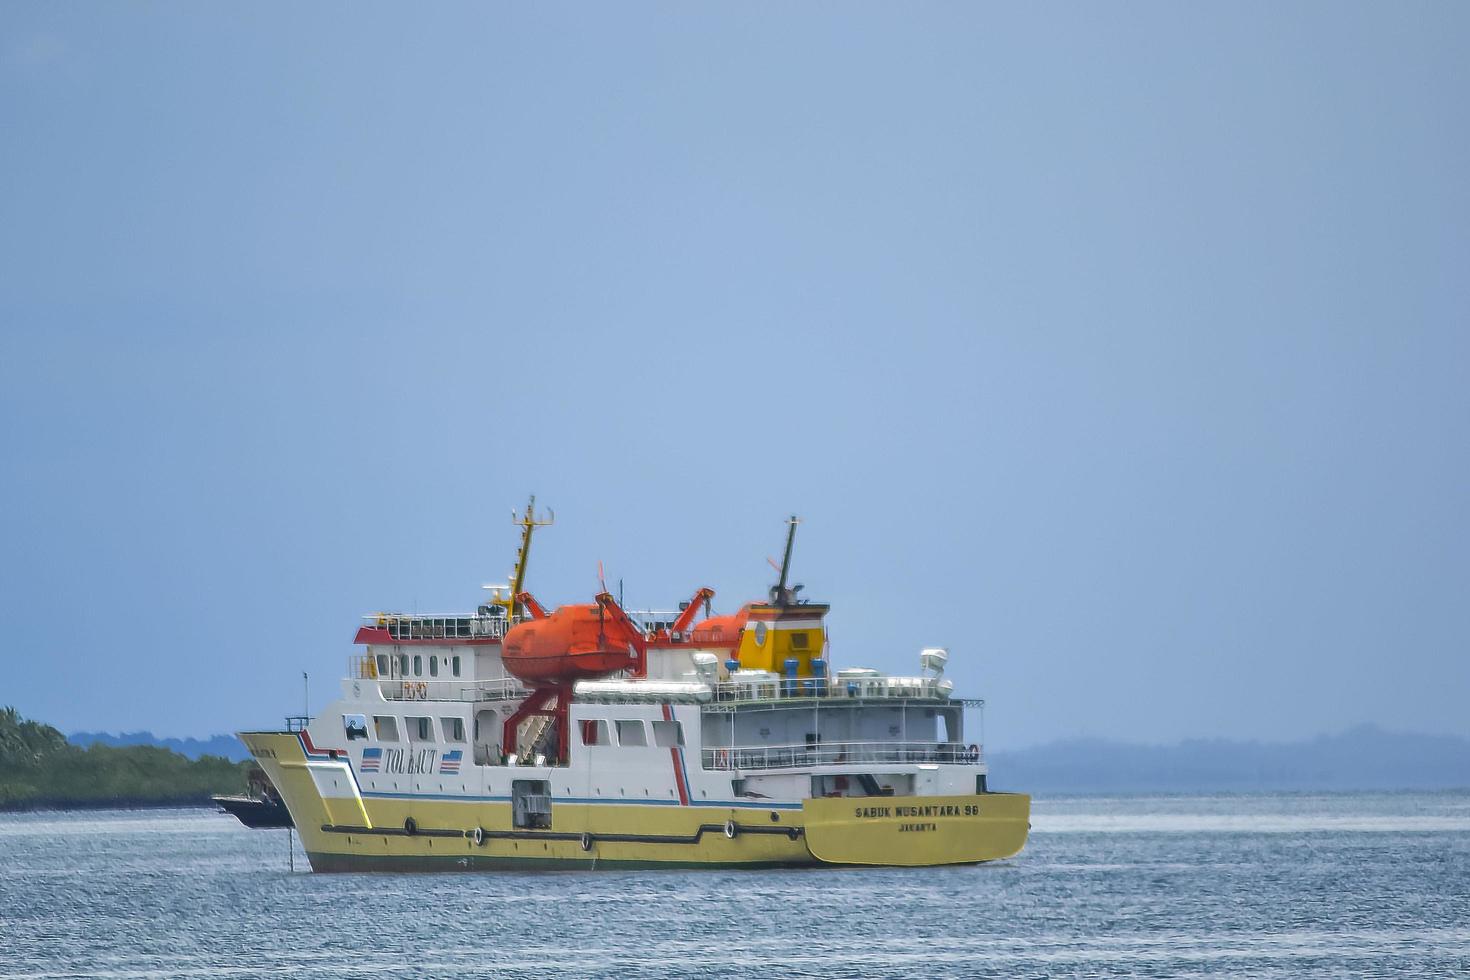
[0,707,248,810]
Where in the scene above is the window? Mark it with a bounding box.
[429,656,439,677]
[375,654,390,677]
[452,655,461,677]
[373,716,400,742]
[579,720,611,746]
[343,713,369,741]
[407,716,435,742]
[790,633,809,650]
[652,719,684,748]
[440,717,465,742]
[413,655,422,676]
[399,654,409,676]
[616,720,647,747]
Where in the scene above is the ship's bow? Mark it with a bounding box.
[237,731,358,867]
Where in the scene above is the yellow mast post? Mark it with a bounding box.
[507,495,553,620]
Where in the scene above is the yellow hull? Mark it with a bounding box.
[802,792,1030,866]
[243,732,1029,871]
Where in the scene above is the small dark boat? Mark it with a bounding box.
[214,766,293,828]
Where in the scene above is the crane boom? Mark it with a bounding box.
[670,587,716,634]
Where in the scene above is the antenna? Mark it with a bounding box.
[507,495,553,619]
[771,514,801,605]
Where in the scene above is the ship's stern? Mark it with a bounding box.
[800,792,1030,866]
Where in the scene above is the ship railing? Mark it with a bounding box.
[361,612,519,641]
[371,677,528,703]
[626,609,679,634]
[624,612,736,647]
[466,678,528,702]
[347,654,528,703]
[710,675,953,703]
[701,740,979,771]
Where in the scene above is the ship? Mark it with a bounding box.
[239,500,1030,871]
[213,764,293,829]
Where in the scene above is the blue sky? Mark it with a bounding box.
[2,3,1466,748]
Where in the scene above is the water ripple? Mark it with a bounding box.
[0,795,1466,978]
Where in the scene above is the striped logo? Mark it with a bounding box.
[440,750,463,775]
[360,747,382,773]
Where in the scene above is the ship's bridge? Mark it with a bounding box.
[348,609,527,706]
[354,610,515,645]
[349,654,529,703]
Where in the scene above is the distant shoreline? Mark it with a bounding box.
[0,798,224,815]
[33,721,1470,800]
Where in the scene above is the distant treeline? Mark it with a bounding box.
[0,707,248,810]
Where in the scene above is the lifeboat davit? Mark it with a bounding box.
[501,601,641,685]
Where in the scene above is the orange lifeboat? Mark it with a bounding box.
[501,599,642,685]
[691,603,752,645]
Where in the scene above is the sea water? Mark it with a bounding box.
[1,793,1467,978]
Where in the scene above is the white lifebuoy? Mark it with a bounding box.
[471,826,484,846]
[723,819,738,840]
[967,743,980,763]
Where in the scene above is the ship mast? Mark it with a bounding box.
[508,495,553,619]
[771,514,800,606]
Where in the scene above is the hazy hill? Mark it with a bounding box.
[988,724,1470,794]
[70,730,252,763]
